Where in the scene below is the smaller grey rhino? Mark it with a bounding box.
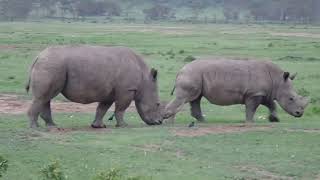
[163,59,309,123]
[26,45,163,128]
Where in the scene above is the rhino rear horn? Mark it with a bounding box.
[290,72,297,80]
[283,72,290,81]
[151,68,158,81]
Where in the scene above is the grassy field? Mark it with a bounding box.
[0,22,320,179]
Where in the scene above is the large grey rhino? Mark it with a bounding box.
[26,45,163,128]
[163,59,309,123]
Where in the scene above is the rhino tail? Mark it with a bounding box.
[26,56,39,93]
[170,86,176,96]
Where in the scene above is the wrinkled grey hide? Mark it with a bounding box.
[163,59,309,123]
[26,45,162,128]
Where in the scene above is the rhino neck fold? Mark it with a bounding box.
[267,69,279,101]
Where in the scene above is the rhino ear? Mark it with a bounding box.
[151,68,158,81]
[290,72,297,80]
[283,72,290,81]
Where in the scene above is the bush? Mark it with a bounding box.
[40,160,65,180]
[0,156,8,178]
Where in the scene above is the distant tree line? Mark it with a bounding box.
[0,0,121,21]
[0,0,319,23]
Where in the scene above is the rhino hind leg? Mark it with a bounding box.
[40,101,56,127]
[28,99,47,128]
[245,96,263,123]
[190,96,206,122]
[91,102,113,128]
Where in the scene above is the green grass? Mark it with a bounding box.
[0,22,320,179]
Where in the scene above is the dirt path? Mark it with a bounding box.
[0,94,136,114]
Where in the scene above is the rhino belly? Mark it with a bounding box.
[203,85,245,106]
[61,72,115,104]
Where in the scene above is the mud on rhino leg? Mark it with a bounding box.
[40,101,56,127]
[91,102,113,128]
[190,96,205,122]
[263,100,279,122]
[114,92,134,127]
[28,99,46,128]
[245,96,263,123]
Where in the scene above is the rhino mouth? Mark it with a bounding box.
[145,119,162,125]
[293,111,303,118]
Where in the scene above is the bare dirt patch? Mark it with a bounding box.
[0,94,135,114]
[269,32,320,38]
[171,124,273,137]
[237,165,294,180]
[47,126,111,133]
[0,45,16,50]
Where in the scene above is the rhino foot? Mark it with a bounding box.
[269,115,280,123]
[46,122,57,127]
[196,117,206,123]
[115,122,128,128]
[91,124,107,128]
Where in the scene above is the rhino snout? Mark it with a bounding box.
[145,119,162,125]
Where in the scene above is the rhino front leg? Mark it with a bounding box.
[40,101,56,127]
[264,100,279,122]
[245,96,263,123]
[114,92,134,127]
[190,96,205,122]
[91,102,113,128]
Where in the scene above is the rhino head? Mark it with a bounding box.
[135,68,163,125]
[276,72,309,117]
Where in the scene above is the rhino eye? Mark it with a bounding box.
[289,97,294,101]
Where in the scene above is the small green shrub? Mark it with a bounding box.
[94,168,123,180]
[178,50,185,54]
[166,49,175,56]
[184,55,196,62]
[311,106,320,115]
[0,156,8,177]
[93,168,151,180]
[40,160,65,180]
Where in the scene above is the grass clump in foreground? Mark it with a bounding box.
[0,155,8,178]
[94,168,150,180]
[40,160,66,180]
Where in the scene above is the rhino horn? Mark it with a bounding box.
[290,72,298,80]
